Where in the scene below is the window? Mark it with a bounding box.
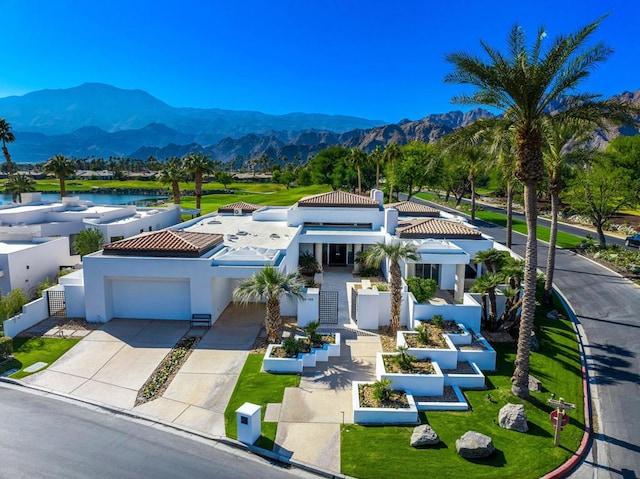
[415,263,440,281]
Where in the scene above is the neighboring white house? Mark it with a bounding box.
[0,236,72,297]
[69,190,495,327]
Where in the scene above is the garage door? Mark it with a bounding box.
[111,279,191,320]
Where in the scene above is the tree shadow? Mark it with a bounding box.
[464,448,507,467]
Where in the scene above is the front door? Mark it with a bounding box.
[328,244,347,265]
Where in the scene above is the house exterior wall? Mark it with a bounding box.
[440,264,457,290]
[95,205,181,242]
[288,207,383,229]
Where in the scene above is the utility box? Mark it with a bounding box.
[236,402,261,445]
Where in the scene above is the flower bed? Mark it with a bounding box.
[136,335,199,405]
[262,332,340,373]
[455,331,496,371]
[352,381,419,424]
[376,352,444,396]
[442,361,486,389]
[413,385,469,411]
[397,331,458,369]
[263,344,304,373]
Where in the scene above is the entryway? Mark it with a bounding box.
[328,244,347,265]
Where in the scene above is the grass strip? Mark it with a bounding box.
[342,300,584,479]
[0,337,80,379]
[224,354,300,448]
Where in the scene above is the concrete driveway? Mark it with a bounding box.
[23,319,189,409]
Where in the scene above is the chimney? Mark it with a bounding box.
[371,189,384,207]
[384,208,399,235]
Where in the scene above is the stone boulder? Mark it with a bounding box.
[455,431,495,459]
[410,424,440,447]
[498,403,529,432]
[528,374,542,393]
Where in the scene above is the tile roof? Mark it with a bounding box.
[217,201,261,214]
[385,201,440,217]
[103,230,224,258]
[297,191,380,208]
[395,218,482,239]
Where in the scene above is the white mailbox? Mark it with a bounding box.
[235,402,261,445]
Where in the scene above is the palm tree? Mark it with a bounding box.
[347,148,368,194]
[361,242,419,335]
[74,228,105,257]
[43,154,77,198]
[184,152,215,215]
[383,142,402,202]
[157,157,186,205]
[470,273,503,331]
[462,146,488,224]
[4,173,35,202]
[445,18,636,398]
[370,146,384,190]
[0,119,16,174]
[233,266,305,344]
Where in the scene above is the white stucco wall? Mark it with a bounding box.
[288,206,383,229]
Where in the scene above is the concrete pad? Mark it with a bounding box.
[173,405,226,437]
[198,327,260,350]
[71,330,92,338]
[344,341,382,358]
[92,345,170,390]
[45,327,62,336]
[163,373,237,413]
[274,422,341,473]
[180,350,247,375]
[264,403,281,422]
[133,397,190,423]
[131,321,189,347]
[72,379,137,409]
[48,340,124,378]
[22,369,87,394]
[23,361,48,373]
[301,359,376,390]
[279,388,352,424]
[84,319,151,342]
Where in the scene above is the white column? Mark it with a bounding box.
[353,243,362,273]
[315,243,323,267]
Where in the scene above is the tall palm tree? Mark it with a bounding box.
[4,173,36,203]
[184,152,215,215]
[233,266,305,344]
[383,142,402,202]
[541,121,590,305]
[347,148,368,194]
[370,146,384,190]
[445,18,636,398]
[470,273,503,331]
[462,146,488,224]
[157,157,186,205]
[0,119,16,174]
[362,242,419,335]
[43,154,77,198]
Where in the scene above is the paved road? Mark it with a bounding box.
[412,195,640,478]
[0,384,315,479]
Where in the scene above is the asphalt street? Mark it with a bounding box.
[412,195,640,478]
[0,384,316,479]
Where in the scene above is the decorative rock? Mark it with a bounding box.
[546,310,559,320]
[498,403,529,432]
[528,374,542,393]
[530,331,540,352]
[455,431,495,458]
[410,424,440,447]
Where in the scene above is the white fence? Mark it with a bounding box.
[3,296,48,338]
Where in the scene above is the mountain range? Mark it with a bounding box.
[1,83,638,163]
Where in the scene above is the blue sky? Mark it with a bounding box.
[3,0,639,122]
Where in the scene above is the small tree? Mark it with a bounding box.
[74,228,105,257]
[406,277,438,303]
[4,173,36,202]
[0,289,28,331]
[216,171,234,189]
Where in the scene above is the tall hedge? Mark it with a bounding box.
[0,336,12,359]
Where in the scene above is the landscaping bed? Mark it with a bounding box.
[0,337,80,379]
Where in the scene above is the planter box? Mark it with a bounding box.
[443,361,486,389]
[326,332,341,357]
[414,385,469,411]
[263,344,303,373]
[376,353,445,396]
[397,332,458,369]
[352,381,419,425]
[443,323,472,345]
[455,333,497,371]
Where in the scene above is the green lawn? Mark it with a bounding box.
[224,354,300,449]
[0,337,80,379]
[342,302,584,479]
[415,192,585,249]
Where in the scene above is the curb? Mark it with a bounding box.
[540,286,594,479]
[0,377,342,479]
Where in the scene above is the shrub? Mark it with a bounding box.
[415,324,429,344]
[283,337,301,357]
[0,289,28,321]
[372,378,392,402]
[431,314,444,329]
[393,346,417,371]
[0,336,13,359]
[356,251,379,277]
[304,320,322,346]
[298,252,320,275]
[406,277,438,303]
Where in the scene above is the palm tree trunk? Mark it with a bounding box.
[2,143,13,175]
[506,182,513,249]
[59,174,66,198]
[488,289,498,330]
[511,180,538,398]
[376,160,380,189]
[266,297,282,344]
[389,261,402,334]
[470,178,476,224]
[357,166,362,194]
[195,172,203,214]
[172,180,181,204]
[543,190,559,305]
